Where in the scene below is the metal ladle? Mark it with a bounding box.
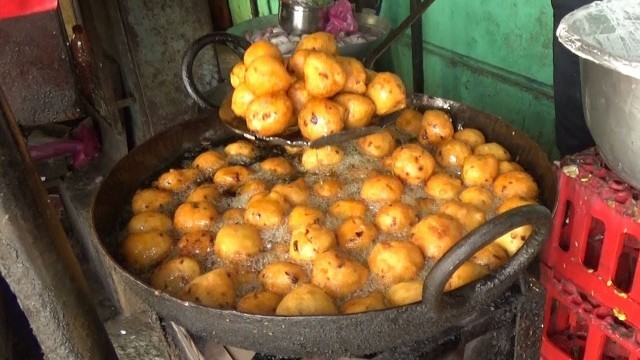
[182,0,437,148]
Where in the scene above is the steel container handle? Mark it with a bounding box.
[181,32,251,109]
[421,204,552,315]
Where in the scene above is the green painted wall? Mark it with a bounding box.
[376,0,558,159]
[228,0,558,159]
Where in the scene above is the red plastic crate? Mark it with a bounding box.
[541,148,640,331]
[541,264,640,359]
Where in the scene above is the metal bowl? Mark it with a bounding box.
[278,1,330,35]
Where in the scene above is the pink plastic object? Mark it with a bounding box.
[540,147,640,359]
[0,0,58,20]
[29,119,101,169]
[325,0,358,35]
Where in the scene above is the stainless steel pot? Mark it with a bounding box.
[278,1,330,35]
[581,58,640,188]
[558,0,640,188]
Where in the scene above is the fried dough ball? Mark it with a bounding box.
[231,83,256,118]
[445,262,490,292]
[303,52,346,98]
[341,291,386,314]
[224,140,257,160]
[150,257,201,296]
[260,261,310,296]
[296,32,338,55]
[192,150,226,174]
[387,280,423,307]
[131,188,173,214]
[471,243,509,270]
[221,208,245,224]
[230,62,246,88]
[336,217,378,251]
[459,186,494,211]
[301,145,345,171]
[288,205,324,230]
[356,131,397,158]
[494,196,537,256]
[492,171,539,200]
[333,93,376,129]
[368,240,424,285]
[329,199,368,219]
[474,142,511,161]
[336,56,367,94]
[461,154,499,187]
[366,72,407,116]
[213,165,251,189]
[173,201,218,233]
[237,179,269,201]
[186,184,219,203]
[243,40,282,66]
[272,178,309,205]
[361,174,404,203]
[298,98,346,140]
[288,49,312,78]
[436,139,472,169]
[260,157,295,177]
[214,223,262,261]
[440,200,487,231]
[313,177,344,198]
[156,168,202,192]
[122,231,173,271]
[288,80,311,114]
[275,284,338,316]
[237,291,283,315]
[419,110,454,145]
[499,161,524,174]
[127,212,172,234]
[245,93,295,137]
[289,225,337,262]
[390,144,436,185]
[375,202,417,234]
[245,56,293,96]
[311,250,369,297]
[180,268,236,309]
[395,109,423,137]
[410,214,464,259]
[177,231,215,257]
[244,191,290,228]
[424,173,463,201]
[453,128,485,149]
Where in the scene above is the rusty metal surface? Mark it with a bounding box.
[0,87,116,359]
[117,0,217,141]
[0,11,83,126]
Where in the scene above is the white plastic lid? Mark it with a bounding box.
[557,0,640,79]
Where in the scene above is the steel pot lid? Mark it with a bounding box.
[557,0,640,79]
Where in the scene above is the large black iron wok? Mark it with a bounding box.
[91,92,556,357]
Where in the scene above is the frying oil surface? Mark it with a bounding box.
[119,118,541,314]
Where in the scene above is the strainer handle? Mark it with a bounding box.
[181,32,251,109]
